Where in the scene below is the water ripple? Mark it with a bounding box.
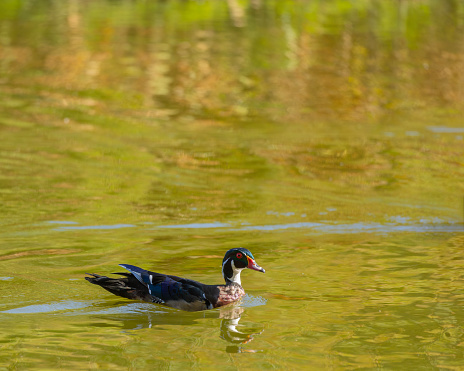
[157,222,231,229]
[54,224,136,231]
[47,220,462,234]
[236,222,463,233]
[427,126,464,133]
[2,300,89,314]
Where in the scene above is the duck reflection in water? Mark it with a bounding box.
[219,306,264,353]
[85,300,265,352]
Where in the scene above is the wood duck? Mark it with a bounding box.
[85,248,265,312]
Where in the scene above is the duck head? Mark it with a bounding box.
[222,248,265,286]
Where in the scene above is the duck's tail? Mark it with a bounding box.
[85,272,150,301]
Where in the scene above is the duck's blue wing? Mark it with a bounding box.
[119,264,212,309]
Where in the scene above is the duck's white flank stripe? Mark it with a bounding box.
[132,271,143,284]
[222,257,231,268]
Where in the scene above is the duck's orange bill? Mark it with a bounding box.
[247,256,265,273]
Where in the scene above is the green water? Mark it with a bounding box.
[1,0,463,369]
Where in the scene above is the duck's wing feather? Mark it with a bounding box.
[119,264,214,310]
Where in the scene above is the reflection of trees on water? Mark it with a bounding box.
[1,0,464,123]
[1,0,462,219]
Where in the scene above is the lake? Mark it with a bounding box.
[0,0,463,369]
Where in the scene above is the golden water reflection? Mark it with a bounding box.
[0,0,463,369]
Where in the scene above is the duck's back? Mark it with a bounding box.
[86,265,229,311]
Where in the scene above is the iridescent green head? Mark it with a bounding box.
[222,248,265,285]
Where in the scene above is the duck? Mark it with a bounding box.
[85,247,265,312]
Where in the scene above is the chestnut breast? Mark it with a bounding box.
[215,284,245,307]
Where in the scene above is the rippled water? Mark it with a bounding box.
[1,0,463,369]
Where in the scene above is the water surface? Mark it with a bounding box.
[0,0,463,369]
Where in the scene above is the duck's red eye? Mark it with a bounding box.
[236,252,243,259]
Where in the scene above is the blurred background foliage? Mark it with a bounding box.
[0,0,463,123]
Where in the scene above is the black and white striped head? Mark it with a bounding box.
[222,248,265,285]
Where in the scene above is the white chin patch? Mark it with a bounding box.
[230,260,244,285]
